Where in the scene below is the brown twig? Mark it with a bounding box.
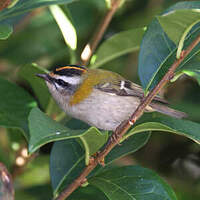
[80,0,122,66]
[55,32,200,200]
[0,0,11,11]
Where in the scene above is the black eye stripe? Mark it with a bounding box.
[55,79,69,87]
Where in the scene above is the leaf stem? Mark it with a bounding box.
[80,0,122,66]
[55,32,200,200]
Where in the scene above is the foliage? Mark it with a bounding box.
[0,0,200,199]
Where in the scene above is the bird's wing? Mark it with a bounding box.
[95,79,168,104]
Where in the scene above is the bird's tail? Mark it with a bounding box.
[150,102,187,119]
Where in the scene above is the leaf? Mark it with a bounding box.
[91,28,145,68]
[158,9,200,59]
[68,184,108,200]
[80,129,108,165]
[126,113,200,144]
[50,133,150,195]
[50,139,85,196]
[28,107,108,154]
[19,63,50,110]
[0,0,76,39]
[49,113,200,195]
[138,18,175,91]
[0,0,75,22]
[158,9,200,45]
[183,69,200,85]
[138,1,200,92]
[19,63,63,118]
[49,5,77,50]
[15,184,52,200]
[0,77,37,139]
[105,132,150,165]
[0,163,14,200]
[0,24,12,40]
[88,166,177,200]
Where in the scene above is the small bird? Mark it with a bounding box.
[37,65,187,131]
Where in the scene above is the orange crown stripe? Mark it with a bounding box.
[55,66,86,72]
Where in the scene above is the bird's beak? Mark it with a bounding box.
[36,73,52,83]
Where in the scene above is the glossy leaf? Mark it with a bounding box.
[91,28,145,68]
[125,113,200,144]
[68,185,108,200]
[80,129,108,165]
[0,15,68,65]
[158,9,200,59]
[19,63,50,110]
[0,77,37,139]
[65,119,108,163]
[89,166,177,200]
[28,107,108,155]
[0,0,75,22]
[158,9,200,45]
[50,112,200,195]
[49,5,77,50]
[183,69,200,85]
[50,139,85,195]
[105,132,150,165]
[0,24,12,40]
[15,184,52,200]
[50,132,150,195]
[138,1,200,92]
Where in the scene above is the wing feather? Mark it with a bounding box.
[95,80,167,104]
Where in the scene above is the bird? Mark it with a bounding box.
[36,65,187,131]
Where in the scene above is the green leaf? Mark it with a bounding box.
[28,107,108,154]
[183,69,200,85]
[68,184,108,200]
[15,184,52,200]
[0,0,75,22]
[0,77,37,139]
[50,139,85,196]
[80,129,108,165]
[158,9,200,45]
[28,107,84,153]
[138,2,200,92]
[105,132,150,165]
[88,166,177,200]
[158,9,200,59]
[0,0,76,39]
[0,15,69,65]
[49,112,200,195]
[91,28,145,68]
[19,63,50,110]
[126,113,200,144]
[0,24,12,40]
[19,63,63,118]
[50,132,150,195]
[49,5,77,51]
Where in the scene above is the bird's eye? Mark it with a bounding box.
[56,79,69,87]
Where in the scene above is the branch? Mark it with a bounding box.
[80,0,122,66]
[55,34,200,200]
